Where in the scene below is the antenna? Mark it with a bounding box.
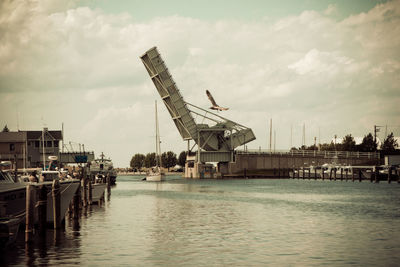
[269,118,272,153]
[290,124,293,149]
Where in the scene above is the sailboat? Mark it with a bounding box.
[146,101,165,182]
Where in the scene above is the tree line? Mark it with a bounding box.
[130,151,190,171]
[292,132,399,152]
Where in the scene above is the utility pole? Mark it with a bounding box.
[290,124,293,149]
[269,119,272,153]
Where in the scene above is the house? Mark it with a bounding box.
[0,128,62,169]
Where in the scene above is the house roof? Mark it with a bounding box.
[0,130,62,142]
[0,131,27,142]
[26,131,62,140]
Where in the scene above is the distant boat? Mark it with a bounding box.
[90,152,117,185]
[146,101,165,182]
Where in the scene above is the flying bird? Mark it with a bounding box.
[206,90,229,111]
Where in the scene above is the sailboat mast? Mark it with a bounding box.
[155,100,161,167]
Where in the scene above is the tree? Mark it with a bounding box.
[2,125,9,132]
[342,134,356,151]
[144,153,156,168]
[178,151,187,167]
[161,151,177,171]
[130,153,145,170]
[381,132,398,152]
[359,133,377,152]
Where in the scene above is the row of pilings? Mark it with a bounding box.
[24,167,112,244]
[289,166,400,183]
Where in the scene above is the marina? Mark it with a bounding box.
[1,1,400,265]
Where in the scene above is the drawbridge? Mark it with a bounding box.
[140,47,255,164]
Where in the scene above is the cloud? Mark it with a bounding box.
[1,0,400,166]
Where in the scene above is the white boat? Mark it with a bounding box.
[146,101,165,182]
[39,170,80,223]
[90,152,117,185]
[91,183,107,204]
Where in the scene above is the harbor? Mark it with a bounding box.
[1,0,400,265]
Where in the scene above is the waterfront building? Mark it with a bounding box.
[0,128,62,169]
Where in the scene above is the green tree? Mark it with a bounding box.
[359,133,377,152]
[144,153,156,168]
[320,142,336,151]
[342,134,356,151]
[178,151,187,167]
[2,125,9,132]
[130,153,145,170]
[161,151,177,171]
[381,132,398,152]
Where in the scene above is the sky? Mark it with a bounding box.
[1,0,399,167]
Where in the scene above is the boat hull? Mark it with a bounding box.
[91,183,107,203]
[146,174,165,182]
[45,179,80,223]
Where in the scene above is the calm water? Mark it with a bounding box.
[2,176,400,266]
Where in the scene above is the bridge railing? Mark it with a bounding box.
[236,149,380,159]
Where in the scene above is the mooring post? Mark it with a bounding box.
[345,168,348,181]
[107,174,111,195]
[358,169,362,182]
[38,184,47,236]
[73,181,81,220]
[314,168,317,180]
[88,175,93,205]
[25,184,36,243]
[82,176,87,207]
[370,167,374,183]
[329,168,332,180]
[340,168,343,181]
[322,169,325,180]
[52,179,61,229]
[374,167,379,183]
[333,168,337,181]
[387,167,392,184]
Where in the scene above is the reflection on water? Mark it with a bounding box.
[2,176,400,266]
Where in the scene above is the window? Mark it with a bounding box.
[10,143,15,151]
[54,141,59,147]
[47,141,52,147]
[35,141,39,147]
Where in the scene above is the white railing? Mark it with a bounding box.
[236,149,380,159]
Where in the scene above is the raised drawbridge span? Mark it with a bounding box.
[140,47,255,165]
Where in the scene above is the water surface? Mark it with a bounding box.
[2,176,400,266]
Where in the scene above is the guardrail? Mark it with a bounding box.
[236,149,380,159]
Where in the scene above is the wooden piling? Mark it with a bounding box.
[374,167,379,183]
[329,168,332,180]
[52,179,61,229]
[340,168,343,181]
[107,174,111,195]
[322,169,325,180]
[38,184,47,236]
[314,168,317,180]
[358,169,362,182]
[345,168,348,181]
[88,178,93,205]
[82,177,87,207]
[25,184,36,243]
[73,182,81,220]
[333,168,337,181]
